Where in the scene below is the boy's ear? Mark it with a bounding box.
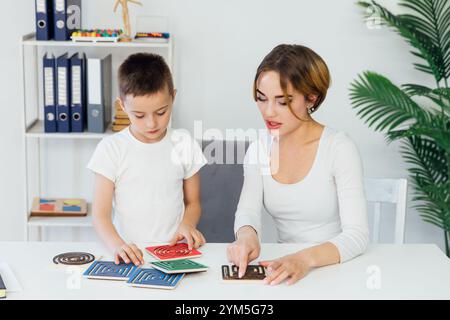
[117,97,126,112]
[172,89,178,100]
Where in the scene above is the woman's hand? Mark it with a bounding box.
[113,243,144,266]
[227,226,261,278]
[259,251,314,285]
[169,223,206,250]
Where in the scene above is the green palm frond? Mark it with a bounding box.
[386,119,450,151]
[402,83,450,113]
[359,0,450,83]
[349,71,432,132]
[400,0,450,80]
[401,136,448,185]
[353,0,450,257]
[400,137,449,231]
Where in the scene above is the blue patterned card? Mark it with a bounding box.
[83,261,138,280]
[127,268,184,289]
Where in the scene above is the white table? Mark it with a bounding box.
[1,242,449,299]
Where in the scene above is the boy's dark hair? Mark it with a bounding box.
[118,53,174,97]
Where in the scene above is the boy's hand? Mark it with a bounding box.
[113,243,144,266]
[169,223,206,250]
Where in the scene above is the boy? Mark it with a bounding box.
[87,53,207,266]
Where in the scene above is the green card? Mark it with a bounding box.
[151,259,209,274]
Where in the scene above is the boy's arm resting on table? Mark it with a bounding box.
[92,173,144,265]
[169,172,206,249]
[182,172,202,227]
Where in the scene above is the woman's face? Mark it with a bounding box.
[255,71,312,137]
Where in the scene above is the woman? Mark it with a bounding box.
[227,44,369,285]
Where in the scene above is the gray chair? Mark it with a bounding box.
[198,140,249,242]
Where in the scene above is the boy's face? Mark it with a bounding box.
[120,88,176,143]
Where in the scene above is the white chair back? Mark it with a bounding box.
[364,178,408,244]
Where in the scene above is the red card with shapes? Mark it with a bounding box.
[146,243,202,261]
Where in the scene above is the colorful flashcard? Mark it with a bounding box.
[83,261,138,281]
[222,265,267,283]
[146,243,202,261]
[127,268,184,290]
[150,259,208,274]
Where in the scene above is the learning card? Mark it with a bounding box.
[127,268,184,290]
[150,259,208,274]
[53,252,95,265]
[146,243,202,261]
[83,261,138,281]
[221,265,267,283]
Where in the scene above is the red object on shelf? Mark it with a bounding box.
[39,203,55,211]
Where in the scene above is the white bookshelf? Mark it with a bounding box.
[23,36,172,47]
[25,119,114,139]
[20,32,174,241]
[22,33,172,62]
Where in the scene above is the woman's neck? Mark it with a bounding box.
[279,121,324,147]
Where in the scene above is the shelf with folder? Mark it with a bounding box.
[23,33,173,49]
[20,31,174,240]
[25,119,114,139]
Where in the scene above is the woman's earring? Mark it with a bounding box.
[308,105,315,114]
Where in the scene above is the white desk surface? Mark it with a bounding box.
[0,242,449,300]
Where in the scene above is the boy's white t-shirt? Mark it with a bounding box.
[87,127,207,243]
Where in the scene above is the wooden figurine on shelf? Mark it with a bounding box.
[113,0,143,41]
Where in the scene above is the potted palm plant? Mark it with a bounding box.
[350,0,449,257]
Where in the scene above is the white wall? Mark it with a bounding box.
[0,0,446,251]
[0,1,35,241]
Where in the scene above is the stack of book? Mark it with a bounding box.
[113,99,131,132]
